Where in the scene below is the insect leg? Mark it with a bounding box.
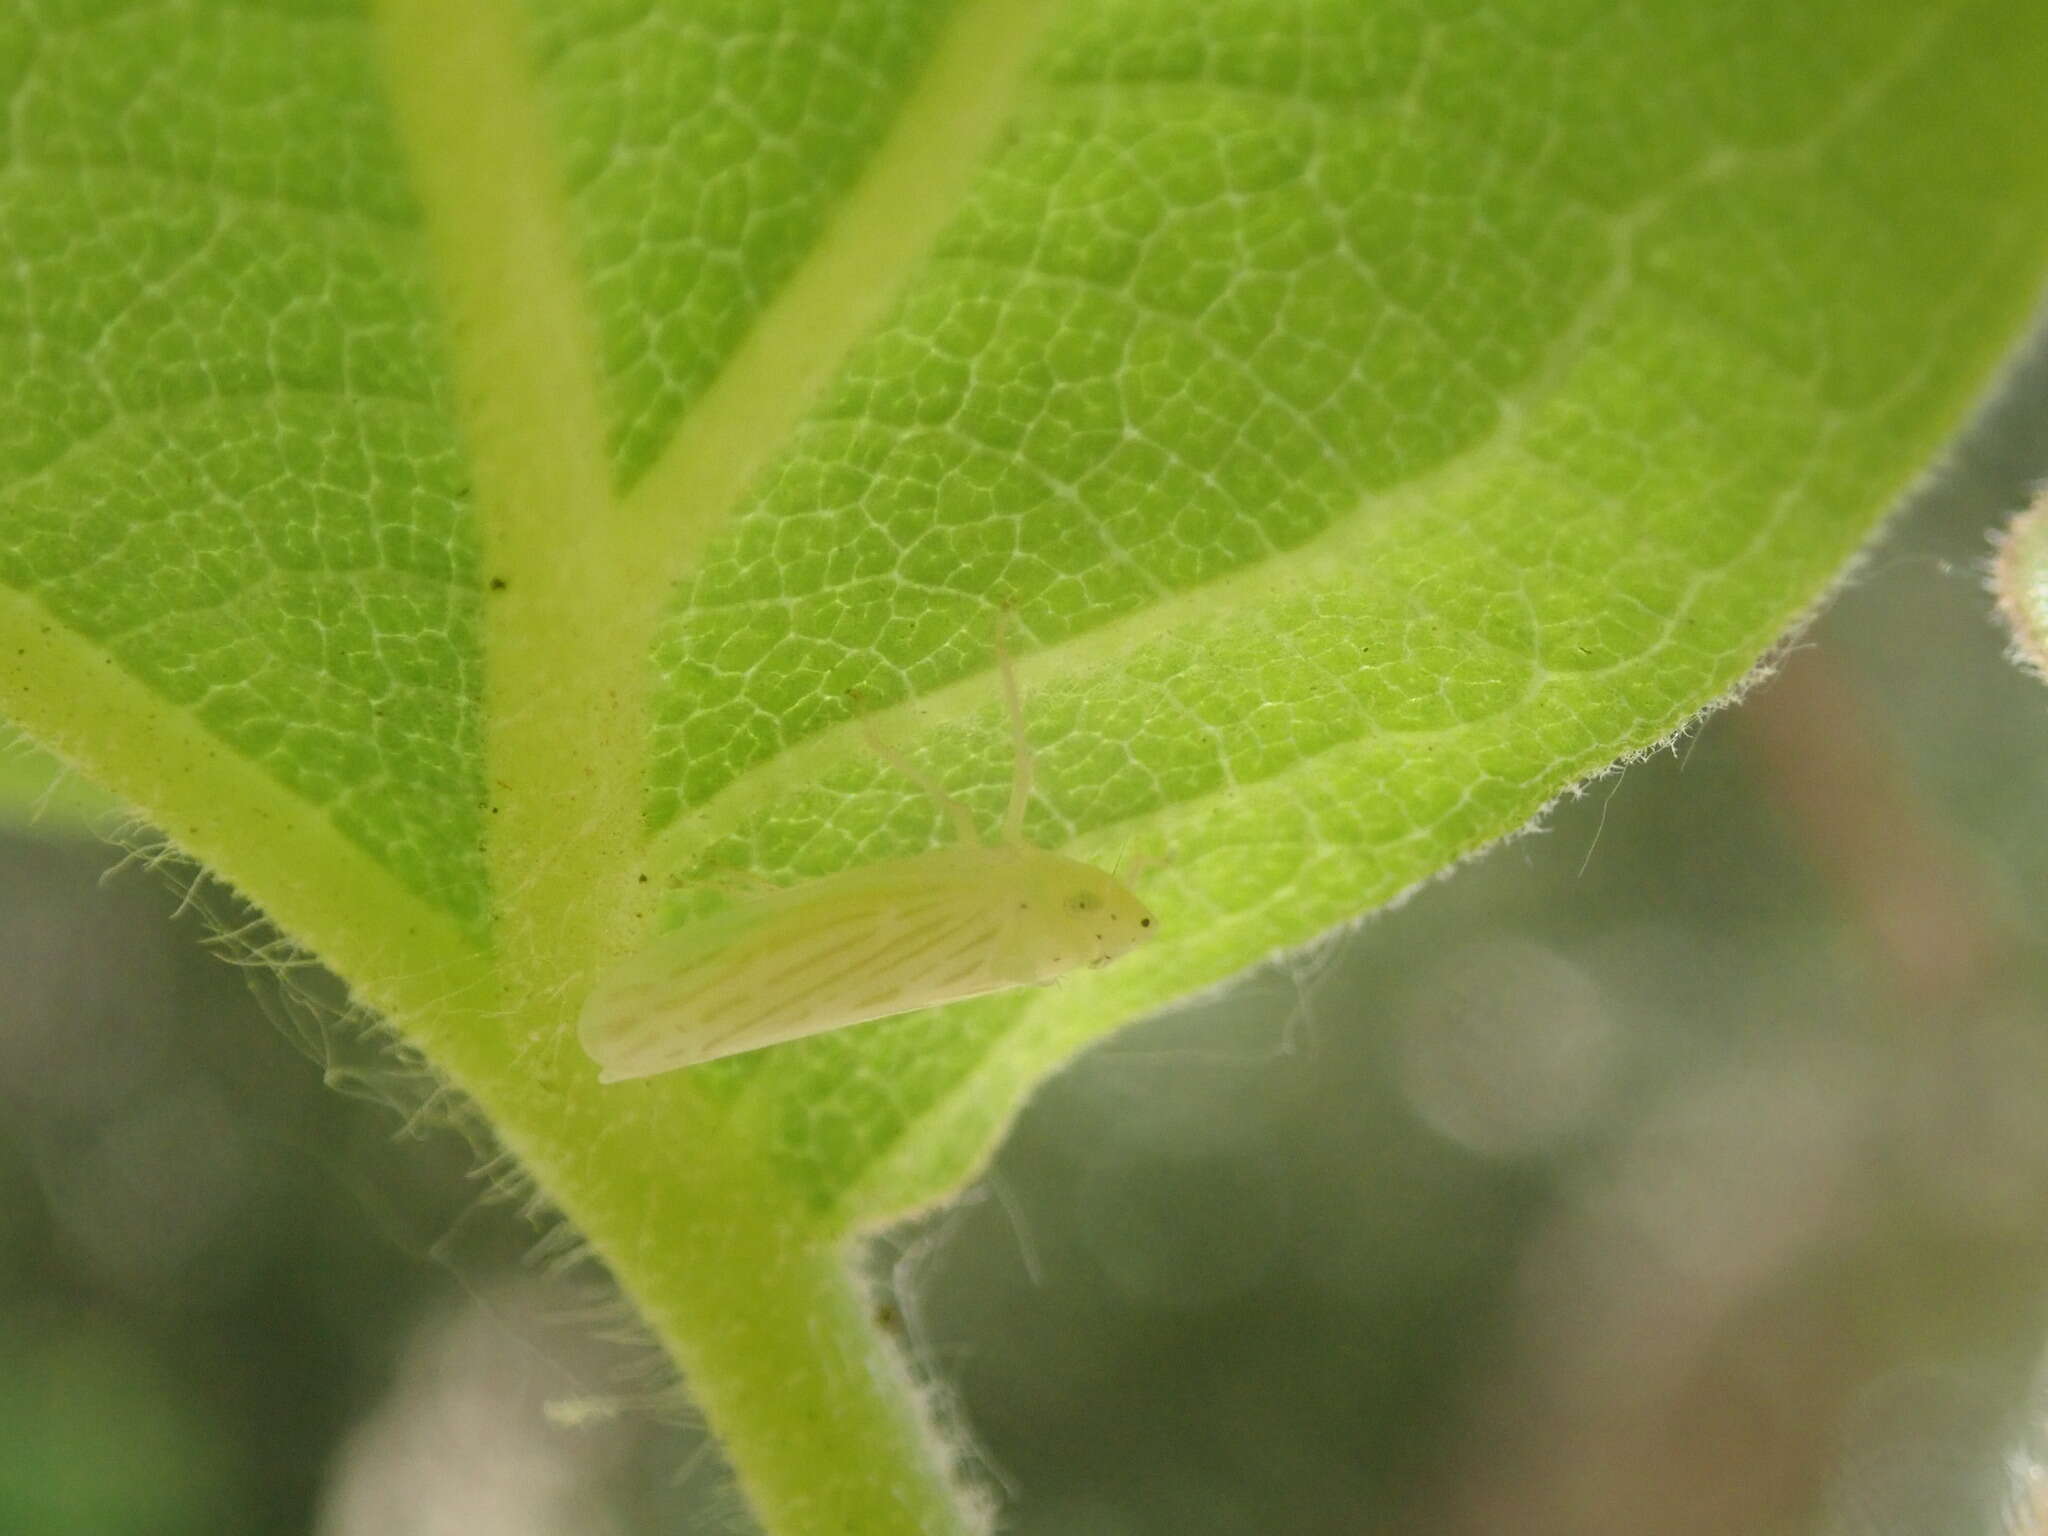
[1114,841,1169,887]
[994,610,1036,846]
[685,866,784,899]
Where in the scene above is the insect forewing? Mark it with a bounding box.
[581,619,1158,1082]
[580,849,1027,1080]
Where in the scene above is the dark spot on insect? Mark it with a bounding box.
[490,576,509,592]
[1140,917,1152,927]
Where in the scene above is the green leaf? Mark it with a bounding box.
[4,0,2046,1530]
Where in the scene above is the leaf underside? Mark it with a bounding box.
[4,0,2048,1240]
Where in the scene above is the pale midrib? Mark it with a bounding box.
[374,0,645,1009]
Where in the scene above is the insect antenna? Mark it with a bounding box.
[858,717,982,847]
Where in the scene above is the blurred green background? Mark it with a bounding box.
[7,335,2048,1535]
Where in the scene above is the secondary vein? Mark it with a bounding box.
[619,0,1062,574]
